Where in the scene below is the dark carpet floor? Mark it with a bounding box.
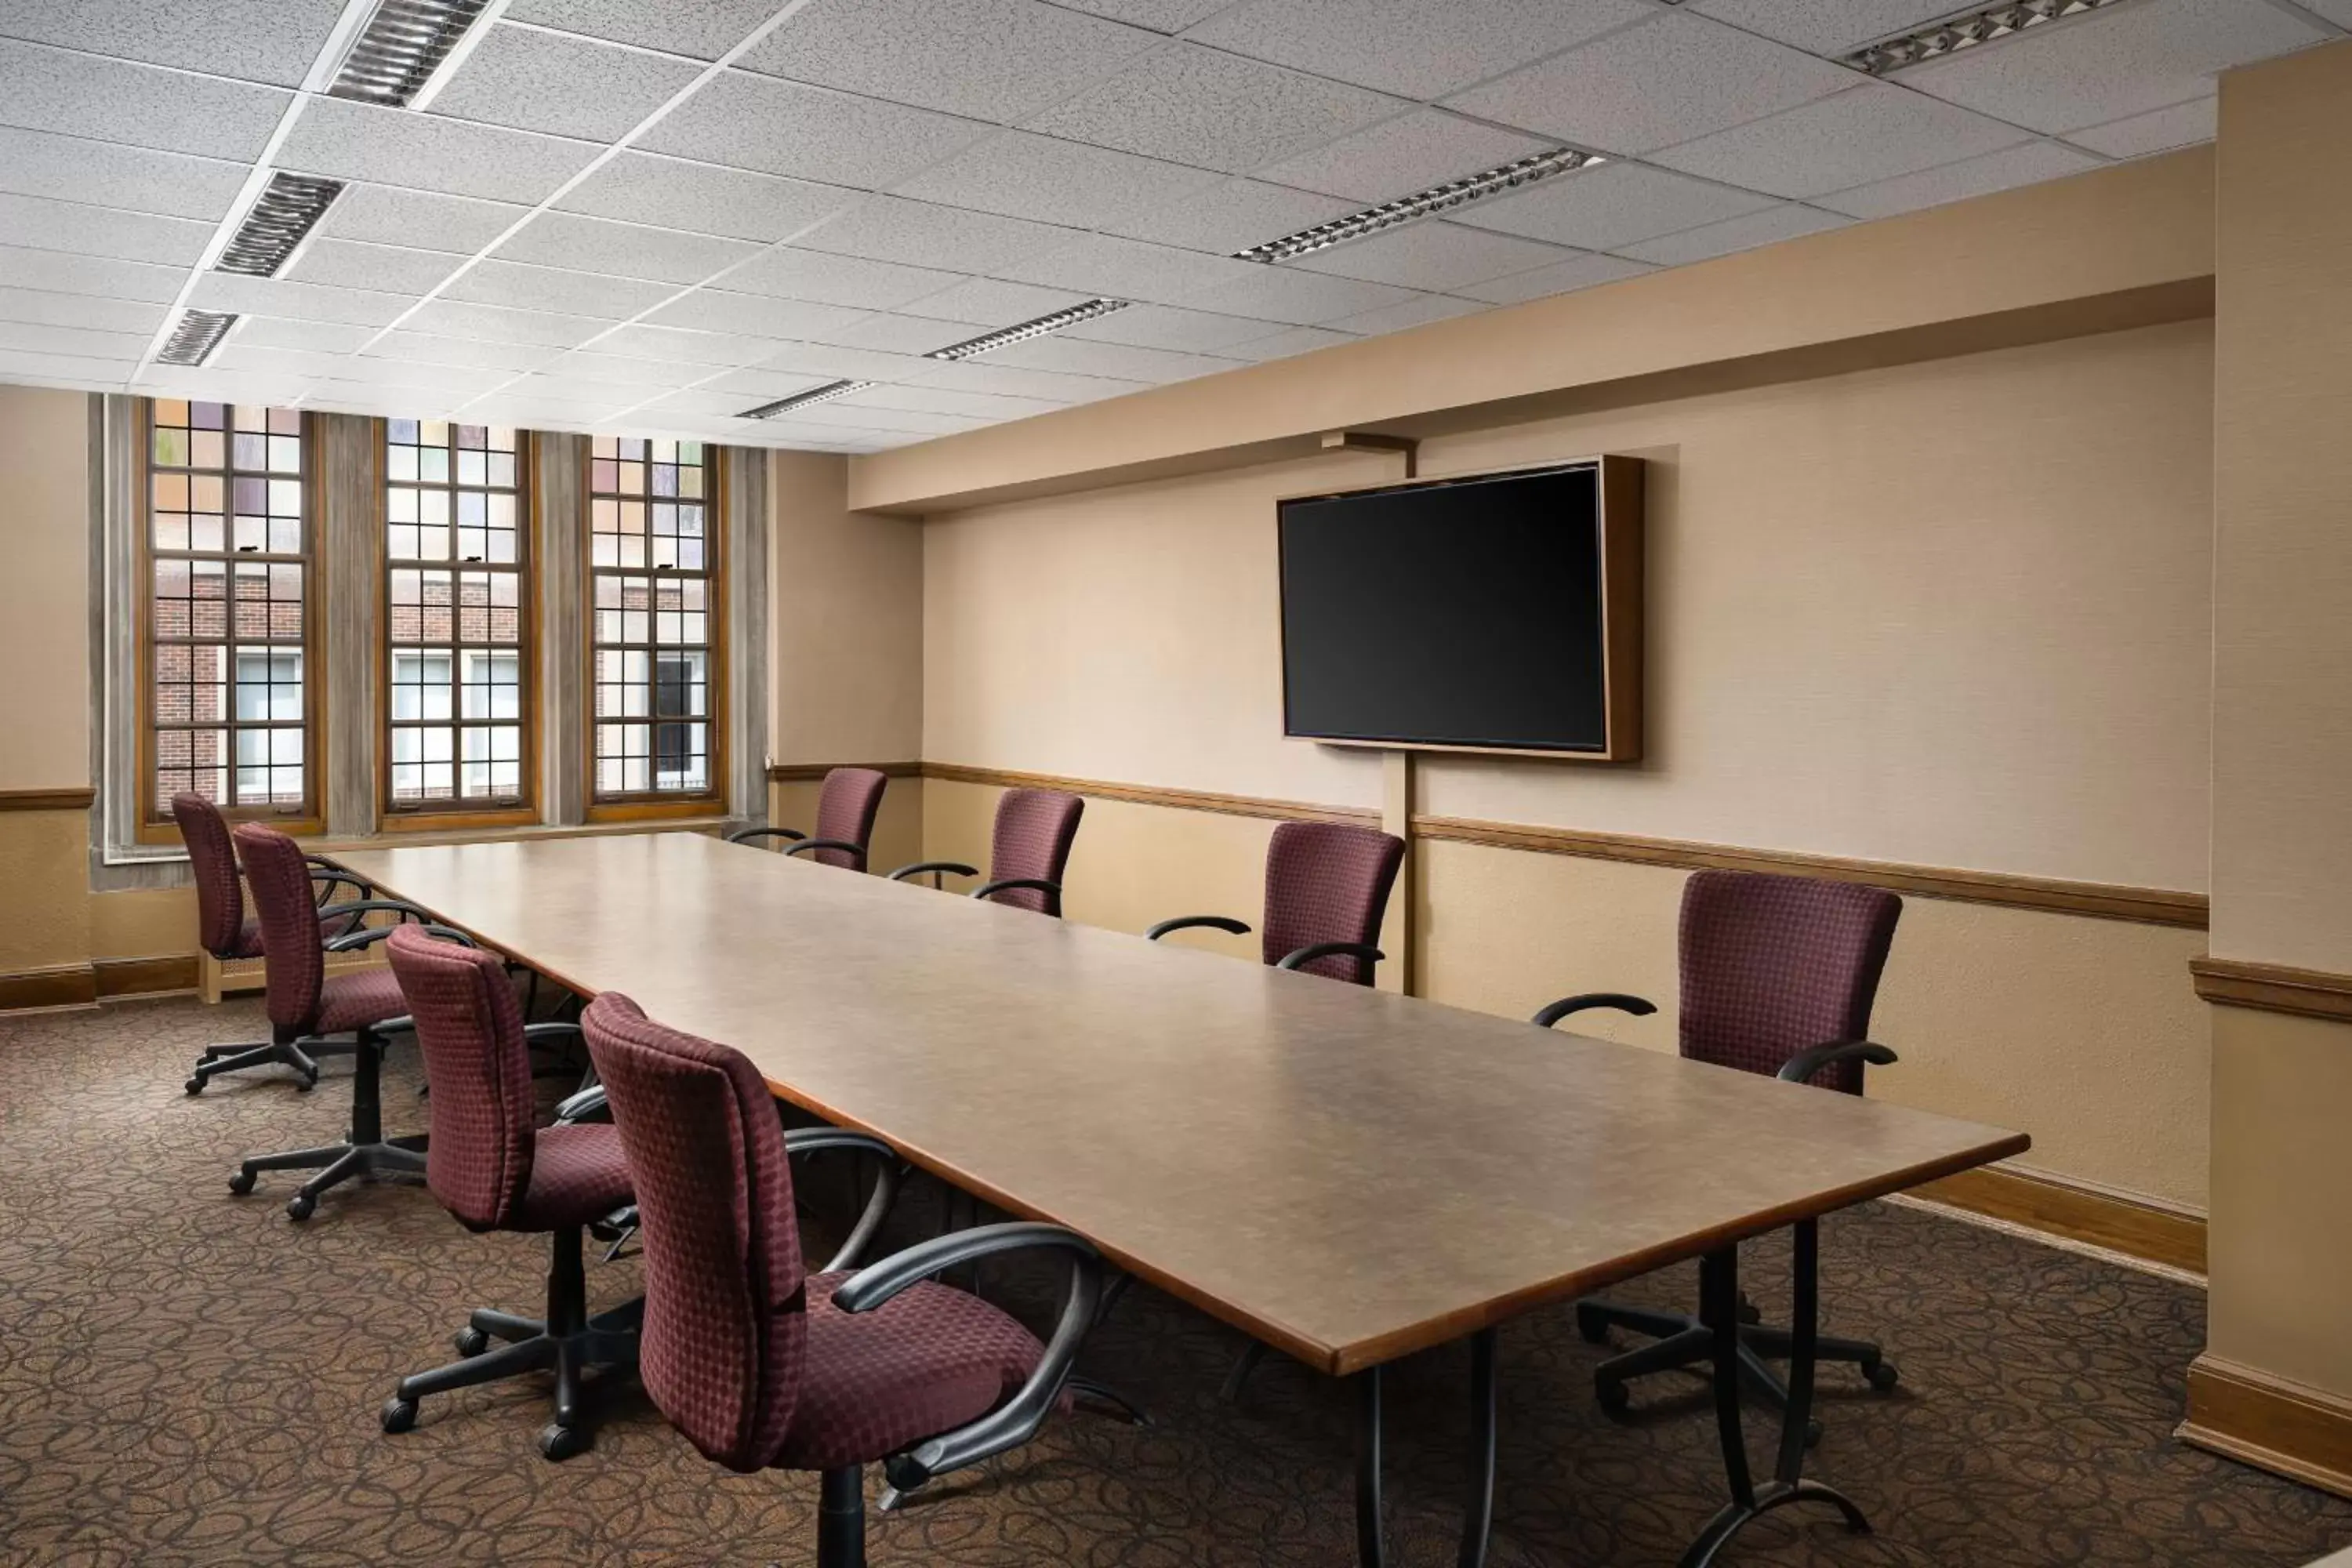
[2,996,2347,1567]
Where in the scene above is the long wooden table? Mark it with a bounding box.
[332,832,2027,1565]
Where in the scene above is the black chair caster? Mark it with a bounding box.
[381,1397,418,1434]
[185,1076,204,1096]
[286,1192,316,1221]
[539,1423,588,1461]
[227,1170,256,1195]
[454,1327,489,1358]
[1865,1359,1899,1392]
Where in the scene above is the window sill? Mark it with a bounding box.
[308,815,738,856]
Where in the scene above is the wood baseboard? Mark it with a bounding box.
[2190,956,2352,1022]
[0,962,98,1013]
[93,953,201,1000]
[2180,1355,2352,1499]
[1911,1163,2206,1276]
[767,761,923,782]
[0,786,96,812]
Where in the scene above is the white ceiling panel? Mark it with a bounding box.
[230,316,376,354]
[315,183,531,256]
[1054,0,1232,27]
[209,341,357,379]
[0,193,212,267]
[0,318,150,361]
[492,211,763,285]
[641,289,874,340]
[993,234,1266,307]
[1324,291,1486,335]
[1058,302,1297,353]
[905,358,1154,404]
[136,365,317,401]
[0,0,349,87]
[898,278,1098,328]
[538,351,715,391]
[1454,250,1653,304]
[1898,0,2328,136]
[833,382,1069,419]
[2066,95,2216,160]
[639,71,992,191]
[0,245,186,304]
[1192,324,1358,361]
[724,249,967,311]
[442,258,675,320]
[0,282,166,334]
[1192,0,1650,100]
[279,96,603,208]
[285,238,463,296]
[1026,42,1402,173]
[891,131,1223,230]
[795,197,1080,275]
[976,335,1243,383]
[803,313,978,356]
[774,401,993,434]
[1174,265,1421,325]
[2307,0,2352,24]
[365,331,566,373]
[1101,176,1356,257]
[641,385,831,419]
[0,39,290,162]
[429,23,704,144]
[1817,140,2103,221]
[503,0,782,60]
[737,342,940,383]
[557,151,856,242]
[1686,0,1963,56]
[1256,110,1554,206]
[452,372,627,408]
[1290,222,1570,292]
[1454,162,1776,250]
[316,358,517,394]
[402,298,614,348]
[742,0,1160,123]
[1650,84,2033,201]
[592,323,784,368]
[1446,12,1856,156]
[189,272,418,328]
[1617,202,1851,266]
[0,125,247,220]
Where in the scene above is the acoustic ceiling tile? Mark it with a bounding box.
[1616,202,1851,265]
[993,234,1265,307]
[0,193,212,267]
[898,278,1098,328]
[402,298,613,348]
[278,96,601,208]
[2065,95,2216,160]
[592,323,782,368]
[230,316,376,353]
[539,351,714,391]
[1686,0,1965,56]
[796,196,1081,276]
[1025,42,1402,174]
[638,71,992,193]
[471,375,633,412]
[1049,0,1232,28]
[318,358,514,395]
[0,282,166,334]
[0,0,349,87]
[641,386,830,419]
[905,358,1154,404]
[187,272,417,328]
[1256,111,1555,207]
[1323,291,1486,335]
[641,289,873,341]
[285,238,461,297]
[0,318,151,361]
[0,244,187,305]
[1896,0,2328,136]
[1172,265,1420,325]
[891,130,1225,230]
[503,0,782,60]
[0,39,290,162]
[1454,250,1653,303]
[1453,162,1775,251]
[0,125,247,220]
[724,248,967,311]
[365,330,565,373]
[427,22,703,144]
[1648,84,2031,201]
[739,342,939,383]
[833,382,1069,419]
[442,258,676,321]
[209,342,357,379]
[1191,324,1357,361]
[557,151,857,243]
[741,0,1160,124]
[975,334,1242,383]
[492,212,763,285]
[136,365,318,403]
[1444,12,1856,156]
[2307,0,2352,24]
[1290,221,1571,292]
[1058,302,1294,353]
[1816,140,2104,220]
[1101,176,1356,256]
[774,401,992,434]
[315,183,531,256]
[803,313,978,356]
[1190,0,1650,101]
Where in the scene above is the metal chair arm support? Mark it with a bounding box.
[724,826,807,845]
[1276,940,1383,973]
[972,877,1061,912]
[309,867,374,903]
[1531,993,1660,1029]
[1777,1040,1898,1087]
[888,860,979,884]
[1145,914,1251,942]
[782,839,866,865]
[554,1084,606,1123]
[783,1127,906,1272]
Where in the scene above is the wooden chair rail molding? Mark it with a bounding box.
[2189,956,2352,1022]
[0,787,96,811]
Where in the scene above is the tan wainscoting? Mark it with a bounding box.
[0,787,96,812]
[918,763,1381,828]
[2190,956,2352,1022]
[2180,1356,2352,1500]
[1912,1163,2206,1275]
[0,962,98,1011]
[93,953,201,1000]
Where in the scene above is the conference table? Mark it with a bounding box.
[330,831,2028,1567]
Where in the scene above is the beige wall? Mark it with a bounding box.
[768,449,922,767]
[0,384,90,791]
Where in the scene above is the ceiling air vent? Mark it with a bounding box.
[1844,0,2133,74]
[157,310,239,368]
[740,380,871,419]
[925,299,1131,362]
[215,173,345,278]
[329,0,497,107]
[1233,146,1604,263]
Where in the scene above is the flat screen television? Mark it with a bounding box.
[1277,456,1642,760]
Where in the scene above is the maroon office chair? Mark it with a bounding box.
[726,766,887,871]
[580,992,1104,1563]
[376,926,639,1460]
[223,824,459,1221]
[1537,869,1904,1432]
[887,786,1084,915]
[174,792,373,1094]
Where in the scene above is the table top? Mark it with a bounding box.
[332,832,2028,1375]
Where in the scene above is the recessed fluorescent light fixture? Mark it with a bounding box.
[925,299,1131,361]
[1233,147,1605,264]
[215,173,346,278]
[740,380,870,419]
[157,310,239,368]
[1843,0,2132,74]
[329,0,498,108]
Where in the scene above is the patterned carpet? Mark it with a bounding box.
[1,995,2347,1568]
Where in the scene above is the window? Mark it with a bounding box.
[143,399,314,827]
[588,435,721,805]
[384,419,531,815]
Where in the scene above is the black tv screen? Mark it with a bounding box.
[1278,460,1639,757]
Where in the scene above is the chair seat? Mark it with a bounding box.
[773,1270,1045,1472]
[227,916,268,960]
[512,1122,635,1231]
[313,968,412,1034]
[233,905,365,961]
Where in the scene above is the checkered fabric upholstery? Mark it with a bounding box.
[1677,870,1901,1094]
[982,789,1083,914]
[313,970,412,1035]
[811,768,888,871]
[581,992,1047,1478]
[234,825,328,1030]
[387,926,539,1230]
[1260,821,1406,984]
[172,794,258,960]
[513,1122,634,1232]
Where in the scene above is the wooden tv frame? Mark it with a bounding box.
[1276,453,1644,763]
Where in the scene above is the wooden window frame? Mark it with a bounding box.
[134,398,325,845]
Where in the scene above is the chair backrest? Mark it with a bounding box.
[233,822,326,1030]
[1260,821,1406,985]
[811,767,888,871]
[1677,869,1901,1094]
[387,924,537,1231]
[172,793,246,958]
[985,788,1084,914]
[581,992,806,1473]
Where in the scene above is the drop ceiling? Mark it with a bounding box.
[0,0,2336,452]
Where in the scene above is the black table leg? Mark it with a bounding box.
[1352,1326,1501,1568]
[1679,1226,1872,1568]
[1356,1364,1387,1568]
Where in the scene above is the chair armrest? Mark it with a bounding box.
[888,860,979,884]
[1276,940,1383,973]
[783,1127,905,1272]
[1777,1040,1898,1087]
[1531,993,1658,1029]
[972,876,1061,911]
[554,1083,606,1123]
[524,1022,583,1051]
[325,913,477,953]
[1145,914,1251,942]
[725,826,806,846]
[782,838,864,861]
[309,866,374,902]
[834,1221,1104,1495]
